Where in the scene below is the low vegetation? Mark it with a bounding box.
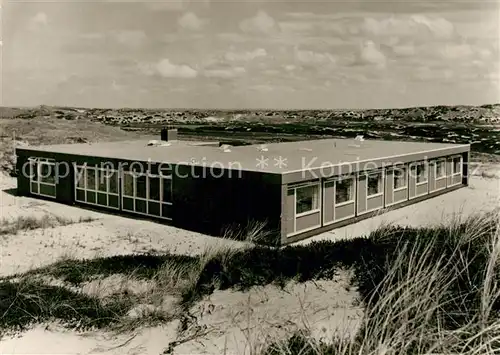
[0,215,95,236]
[1,209,498,355]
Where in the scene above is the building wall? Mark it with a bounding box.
[283,151,470,244]
[357,174,367,214]
[16,149,283,246]
[172,165,282,244]
[385,169,394,206]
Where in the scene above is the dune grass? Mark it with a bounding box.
[1,209,499,354]
[0,214,96,236]
[262,210,500,354]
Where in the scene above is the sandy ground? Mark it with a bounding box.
[1,166,499,355]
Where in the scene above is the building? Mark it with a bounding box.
[15,129,470,245]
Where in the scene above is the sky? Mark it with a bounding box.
[1,0,499,109]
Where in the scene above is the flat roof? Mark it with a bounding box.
[17,138,469,174]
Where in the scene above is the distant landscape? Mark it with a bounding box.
[1,103,500,175]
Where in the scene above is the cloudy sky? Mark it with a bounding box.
[1,0,499,109]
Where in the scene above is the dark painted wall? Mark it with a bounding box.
[16,148,283,245]
[172,165,282,244]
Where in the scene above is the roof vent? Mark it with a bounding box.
[220,144,232,152]
[257,144,268,152]
[161,127,178,142]
[355,135,365,142]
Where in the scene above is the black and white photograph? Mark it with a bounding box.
[0,0,499,354]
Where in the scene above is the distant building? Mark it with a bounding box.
[16,128,470,245]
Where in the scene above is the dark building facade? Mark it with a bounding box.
[15,134,470,245]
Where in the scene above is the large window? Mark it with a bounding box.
[335,176,354,204]
[74,165,119,209]
[393,166,407,190]
[295,184,320,215]
[29,158,57,198]
[435,159,446,179]
[122,169,172,219]
[416,162,428,184]
[367,172,383,196]
[452,156,462,175]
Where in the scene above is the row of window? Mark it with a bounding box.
[28,158,57,198]
[122,172,172,219]
[290,156,463,216]
[73,165,173,219]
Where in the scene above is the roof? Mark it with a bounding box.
[17,137,469,175]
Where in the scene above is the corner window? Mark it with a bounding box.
[393,167,407,190]
[29,157,56,198]
[452,157,462,175]
[416,163,428,184]
[295,184,320,215]
[367,172,382,196]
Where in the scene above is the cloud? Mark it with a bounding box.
[439,43,474,59]
[239,11,279,35]
[224,48,267,62]
[414,66,454,82]
[178,12,205,31]
[294,47,336,66]
[155,59,198,78]
[391,44,416,57]
[355,41,387,68]
[28,12,48,30]
[203,66,246,78]
[360,15,455,41]
[110,30,147,47]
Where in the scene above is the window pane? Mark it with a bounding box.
[149,176,160,201]
[76,167,85,188]
[296,184,319,214]
[31,161,38,181]
[31,182,39,194]
[148,201,161,216]
[123,197,134,211]
[76,189,85,202]
[40,184,56,197]
[86,168,96,191]
[97,170,108,192]
[108,171,118,194]
[136,175,147,199]
[367,173,381,196]
[97,192,107,206]
[453,157,461,174]
[336,178,353,203]
[394,168,406,189]
[436,161,445,178]
[86,191,96,204]
[162,178,172,203]
[416,164,427,183]
[40,163,55,184]
[108,195,119,208]
[136,199,147,213]
[123,173,134,197]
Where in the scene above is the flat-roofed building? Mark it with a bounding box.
[15,129,470,245]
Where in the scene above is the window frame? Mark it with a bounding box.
[294,182,321,217]
[452,156,462,176]
[435,159,447,180]
[415,161,429,185]
[29,157,57,198]
[332,175,355,206]
[392,165,408,191]
[74,164,120,210]
[121,169,172,220]
[366,170,384,197]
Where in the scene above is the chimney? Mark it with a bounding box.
[161,127,178,142]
